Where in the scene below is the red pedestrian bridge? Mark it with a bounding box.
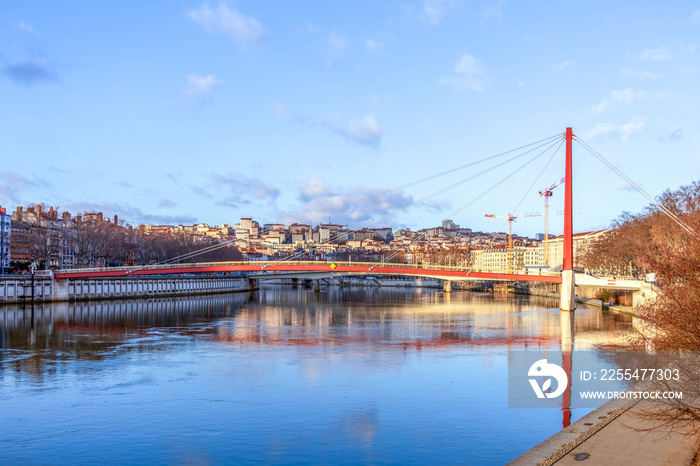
[51,128,651,308]
[53,260,563,284]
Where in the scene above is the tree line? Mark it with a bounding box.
[13,210,242,270]
[581,180,700,350]
[581,182,700,435]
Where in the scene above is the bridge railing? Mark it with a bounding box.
[53,260,562,278]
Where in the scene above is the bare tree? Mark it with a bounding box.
[591,182,700,435]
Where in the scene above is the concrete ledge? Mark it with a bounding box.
[508,397,632,465]
[509,396,698,465]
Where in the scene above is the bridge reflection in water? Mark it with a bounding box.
[0,287,633,464]
[0,287,632,356]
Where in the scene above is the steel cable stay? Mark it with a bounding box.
[364,136,564,227]
[481,139,564,274]
[574,136,698,239]
[143,133,563,268]
[376,136,564,266]
[490,138,565,243]
[157,238,239,264]
[263,134,566,263]
[280,138,564,262]
[122,236,242,273]
[247,133,563,244]
[280,136,564,263]
[293,133,563,224]
[151,134,563,267]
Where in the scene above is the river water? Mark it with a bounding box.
[0,285,633,464]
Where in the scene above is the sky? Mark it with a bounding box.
[1,1,699,237]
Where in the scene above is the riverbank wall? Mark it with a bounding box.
[491,281,637,310]
[0,275,256,304]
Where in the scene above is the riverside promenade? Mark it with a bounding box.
[509,396,699,465]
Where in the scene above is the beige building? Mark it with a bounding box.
[543,230,608,270]
[523,244,543,269]
[468,231,607,272]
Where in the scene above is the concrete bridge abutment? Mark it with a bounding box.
[443,280,452,293]
[560,270,576,311]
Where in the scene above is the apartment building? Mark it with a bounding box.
[11,205,74,269]
[0,206,10,273]
[544,230,608,270]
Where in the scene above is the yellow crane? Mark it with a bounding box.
[485,213,517,273]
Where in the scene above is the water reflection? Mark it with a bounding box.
[0,288,634,374]
[0,286,635,464]
[561,311,575,428]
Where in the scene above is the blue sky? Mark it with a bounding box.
[1,1,698,237]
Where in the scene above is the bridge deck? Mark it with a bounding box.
[54,261,563,284]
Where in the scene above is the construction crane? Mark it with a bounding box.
[485,213,517,273]
[539,177,565,267]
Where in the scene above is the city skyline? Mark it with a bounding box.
[2,1,699,236]
[1,203,556,243]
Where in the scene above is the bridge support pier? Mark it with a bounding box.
[633,282,657,308]
[443,280,452,293]
[314,279,320,292]
[560,270,576,311]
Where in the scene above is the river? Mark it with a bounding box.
[0,285,633,464]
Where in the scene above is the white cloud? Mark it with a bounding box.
[591,89,675,113]
[285,178,414,226]
[186,74,223,98]
[271,103,286,117]
[618,182,637,193]
[189,185,214,198]
[159,199,177,208]
[366,39,384,52]
[622,68,659,80]
[296,23,321,34]
[423,0,455,24]
[588,123,617,140]
[663,125,683,142]
[274,105,382,147]
[328,33,346,55]
[588,118,645,141]
[18,21,34,33]
[0,172,49,204]
[454,54,482,74]
[188,2,265,44]
[619,118,645,141]
[212,172,280,200]
[591,88,647,113]
[325,32,347,67]
[517,80,525,87]
[439,54,488,91]
[482,0,505,19]
[299,178,332,201]
[63,202,197,226]
[552,61,572,71]
[639,46,672,62]
[343,116,383,147]
[420,198,451,212]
